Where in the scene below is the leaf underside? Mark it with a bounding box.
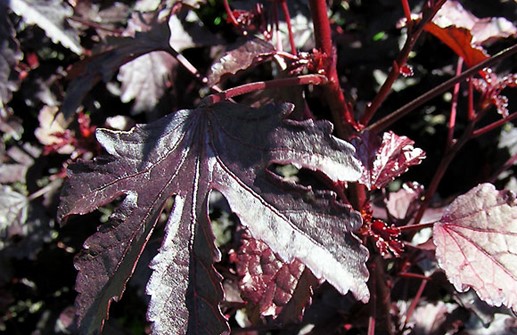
[58,102,369,334]
[434,183,517,312]
[235,230,319,321]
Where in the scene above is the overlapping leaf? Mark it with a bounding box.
[8,0,82,55]
[117,51,176,114]
[0,4,22,109]
[0,185,28,245]
[207,37,276,87]
[62,10,217,118]
[235,230,319,321]
[58,102,369,334]
[434,183,517,312]
[424,0,517,67]
[432,0,517,45]
[351,131,425,190]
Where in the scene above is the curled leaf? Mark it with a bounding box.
[352,131,425,190]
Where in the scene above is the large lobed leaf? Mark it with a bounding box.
[433,183,517,312]
[58,102,369,334]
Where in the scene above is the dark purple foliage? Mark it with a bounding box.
[1,0,517,334]
[58,102,368,334]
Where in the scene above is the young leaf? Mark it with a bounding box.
[423,23,488,67]
[234,230,317,320]
[58,102,369,334]
[207,37,276,87]
[8,0,83,55]
[352,131,426,190]
[433,183,517,312]
[422,0,517,68]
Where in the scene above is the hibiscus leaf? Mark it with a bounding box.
[58,102,369,334]
[352,131,425,190]
[0,4,22,108]
[8,0,82,55]
[433,183,517,312]
[432,0,517,46]
[117,51,176,115]
[234,230,317,320]
[207,37,276,87]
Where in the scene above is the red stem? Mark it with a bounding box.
[447,58,463,145]
[467,77,476,121]
[472,111,517,137]
[203,74,328,104]
[403,279,428,329]
[365,43,517,134]
[223,0,239,27]
[360,0,447,126]
[309,0,356,138]
[398,221,435,232]
[400,0,413,30]
[398,272,431,280]
[413,120,475,224]
[279,0,297,55]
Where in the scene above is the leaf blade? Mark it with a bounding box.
[434,183,517,312]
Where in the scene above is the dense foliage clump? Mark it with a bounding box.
[1,0,516,334]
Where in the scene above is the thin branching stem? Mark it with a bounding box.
[488,153,517,184]
[279,0,297,55]
[413,120,476,225]
[360,0,447,126]
[309,0,356,137]
[223,0,239,27]
[398,221,435,232]
[403,279,428,329]
[472,111,517,137]
[447,58,463,145]
[203,74,328,104]
[467,77,476,121]
[365,43,517,133]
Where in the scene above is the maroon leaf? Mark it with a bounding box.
[8,0,83,55]
[385,182,424,222]
[58,102,368,334]
[433,183,517,312]
[61,17,171,119]
[234,230,317,320]
[0,5,22,108]
[117,51,176,114]
[207,37,276,87]
[0,185,28,244]
[423,23,488,68]
[432,1,517,46]
[62,9,219,119]
[352,131,425,190]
